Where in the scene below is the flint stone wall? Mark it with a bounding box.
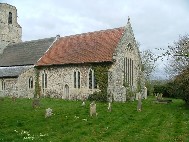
[107,21,142,102]
[0,78,17,97]
[16,67,35,98]
[0,3,22,54]
[38,65,99,100]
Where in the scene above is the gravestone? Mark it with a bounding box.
[81,101,85,106]
[144,86,147,99]
[32,98,40,108]
[12,96,16,102]
[90,101,97,116]
[45,108,53,118]
[107,102,112,112]
[137,93,142,112]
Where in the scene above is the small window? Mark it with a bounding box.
[29,77,33,89]
[8,12,12,24]
[89,70,93,89]
[1,80,5,90]
[45,73,47,88]
[74,71,77,88]
[78,71,80,88]
[42,71,47,89]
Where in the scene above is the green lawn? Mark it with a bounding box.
[0,97,189,142]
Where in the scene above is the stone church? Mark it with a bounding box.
[0,3,146,101]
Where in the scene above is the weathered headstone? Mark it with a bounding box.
[32,98,40,108]
[159,93,163,100]
[90,101,97,117]
[12,96,16,102]
[136,92,140,100]
[155,93,158,100]
[137,93,142,112]
[107,102,112,112]
[45,108,53,118]
[81,101,85,106]
[144,86,147,99]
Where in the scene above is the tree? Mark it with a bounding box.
[159,34,189,78]
[174,68,189,104]
[156,34,189,104]
[140,49,156,80]
[140,49,156,96]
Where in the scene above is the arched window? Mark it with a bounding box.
[29,77,33,89]
[8,12,12,24]
[74,70,81,88]
[89,69,93,89]
[89,69,97,89]
[123,57,134,86]
[1,80,5,90]
[64,84,69,99]
[74,71,77,88]
[78,71,80,88]
[42,71,47,90]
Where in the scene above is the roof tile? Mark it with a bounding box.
[36,27,124,66]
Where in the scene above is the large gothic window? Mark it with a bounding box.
[74,71,81,89]
[8,12,12,24]
[29,77,33,89]
[89,69,97,89]
[124,57,134,86]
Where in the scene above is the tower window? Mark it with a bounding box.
[8,12,12,24]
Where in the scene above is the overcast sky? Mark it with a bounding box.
[1,0,189,79]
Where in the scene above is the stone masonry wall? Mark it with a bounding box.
[0,3,22,54]
[0,78,17,97]
[38,65,98,100]
[17,67,35,98]
[0,67,35,98]
[107,21,142,102]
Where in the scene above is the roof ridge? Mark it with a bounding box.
[60,27,124,39]
[7,37,56,47]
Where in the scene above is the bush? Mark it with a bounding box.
[88,91,107,102]
[173,68,189,104]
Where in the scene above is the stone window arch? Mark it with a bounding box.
[64,84,69,99]
[123,57,134,86]
[74,71,77,88]
[78,71,80,88]
[74,70,81,89]
[88,69,97,89]
[1,80,5,90]
[29,76,33,89]
[42,71,47,91]
[8,12,12,24]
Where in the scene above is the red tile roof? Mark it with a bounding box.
[36,27,125,66]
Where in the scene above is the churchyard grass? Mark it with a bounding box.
[0,97,189,141]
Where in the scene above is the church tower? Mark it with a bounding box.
[0,3,22,53]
